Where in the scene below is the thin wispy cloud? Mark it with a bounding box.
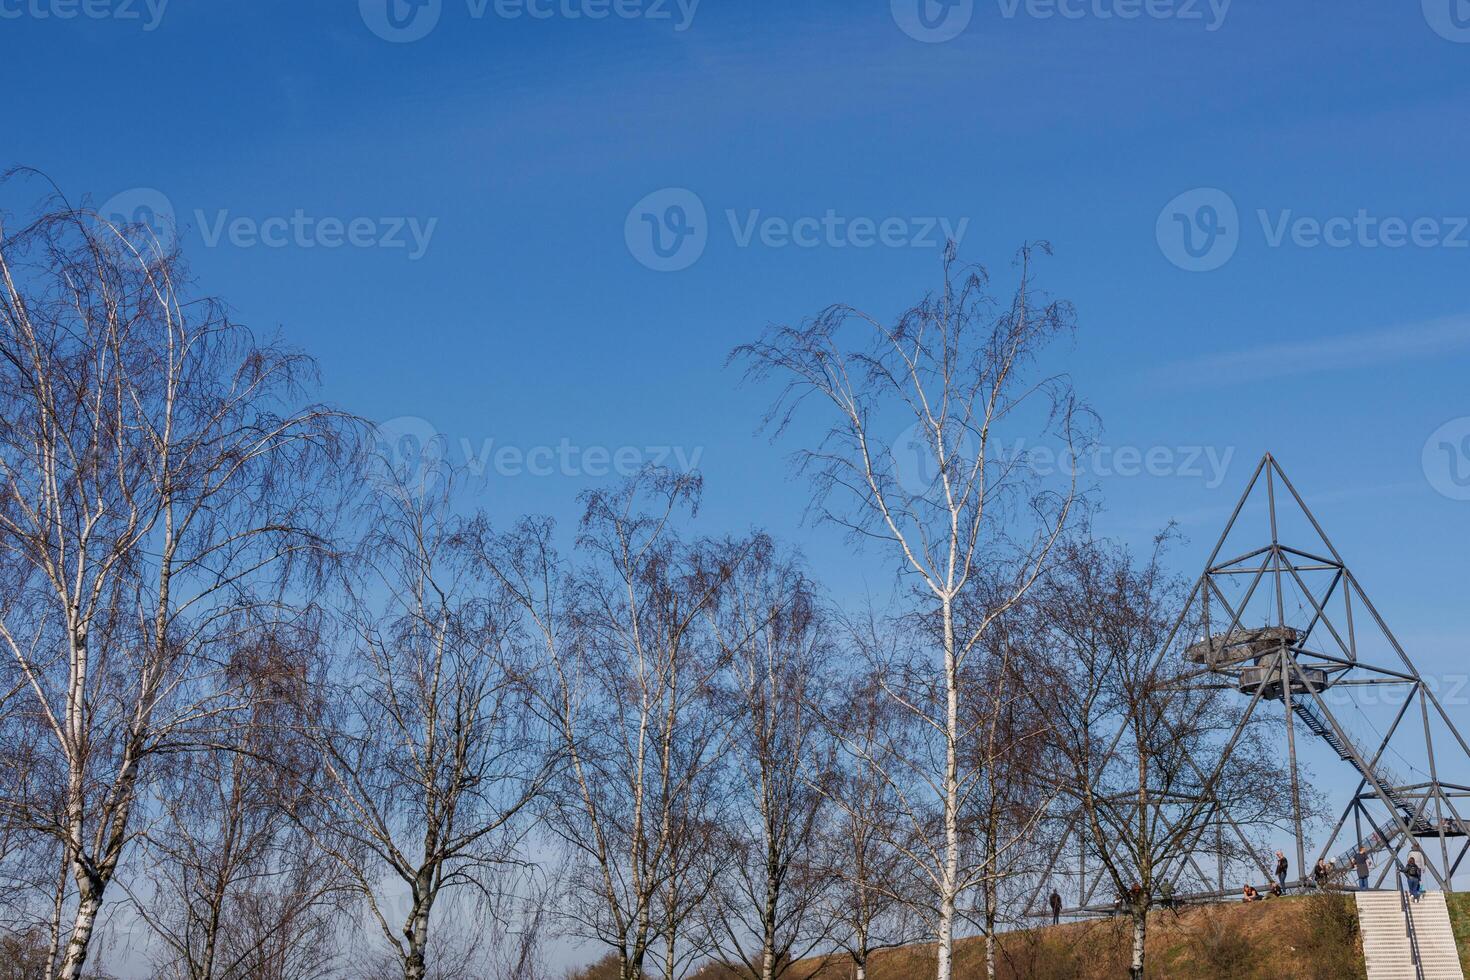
[1158,314,1470,384]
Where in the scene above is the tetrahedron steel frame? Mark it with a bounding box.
[1033,454,1470,917]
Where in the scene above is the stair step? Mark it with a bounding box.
[1356,891,1465,980]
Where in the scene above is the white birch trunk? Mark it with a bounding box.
[1130,909,1147,980]
[936,602,960,980]
[56,888,103,980]
[404,905,430,980]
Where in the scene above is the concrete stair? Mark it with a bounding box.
[1356,890,1465,980]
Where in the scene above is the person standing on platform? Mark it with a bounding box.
[1355,846,1373,890]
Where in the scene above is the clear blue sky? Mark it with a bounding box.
[5,0,1470,946]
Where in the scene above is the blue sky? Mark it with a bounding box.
[5,0,1470,953]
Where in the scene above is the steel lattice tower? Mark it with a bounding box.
[1034,454,1470,916]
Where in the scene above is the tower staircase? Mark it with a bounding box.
[1356,890,1464,980]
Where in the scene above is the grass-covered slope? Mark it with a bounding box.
[779,893,1366,980]
[1449,892,1470,974]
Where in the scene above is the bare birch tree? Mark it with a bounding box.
[734,243,1083,980]
[817,671,924,980]
[481,470,745,980]
[301,473,546,980]
[705,546,834,980]
[127,617,347,980]
[649,811,723,980]
[0,197,350,979]
[0,647,51,940]
[955,597,1055,980]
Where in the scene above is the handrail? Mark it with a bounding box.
[1396,870,1426,980]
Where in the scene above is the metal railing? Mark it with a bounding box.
[1396,870,1426,980]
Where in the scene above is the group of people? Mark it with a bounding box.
[1346,843,1422,898]
[1051,845,1430,921]
[1241,846,1427,902]
[1243,851,1293,902]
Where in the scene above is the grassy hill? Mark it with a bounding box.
[573,891,1470,980]
[1451,892,1470,975]
[782,894,1370,980]
[774,891,1470,980]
